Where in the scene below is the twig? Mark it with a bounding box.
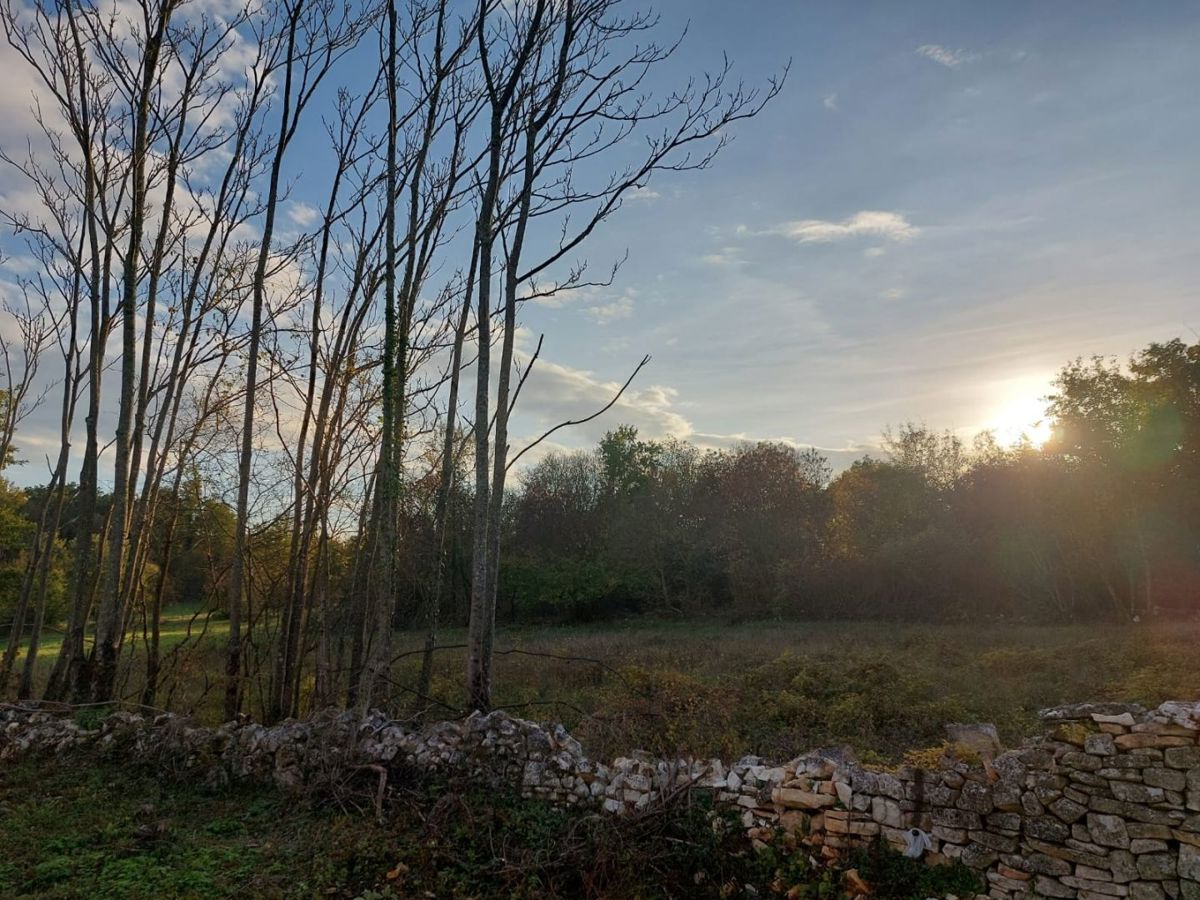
[506,354,651,471]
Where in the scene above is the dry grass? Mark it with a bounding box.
[16,613,1200,763]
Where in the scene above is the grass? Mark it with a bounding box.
[403,618,1200,761]
[7,616,1189,898]
[0,753,980,899]
[14,609,1200,762]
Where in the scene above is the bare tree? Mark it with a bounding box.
[464,0,784,710]
[225,0,369,720]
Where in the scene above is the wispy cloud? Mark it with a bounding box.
[287,201,321,227]
[625,186,661,202]
[699,246,744,267]
[823,92,839,111]
[513,358,692,446]
[587,295,634,324]
[771,211,920,244]
[915,44,979,69]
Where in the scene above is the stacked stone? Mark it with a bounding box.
[2,698,1198,900]
[983,701,1200,900]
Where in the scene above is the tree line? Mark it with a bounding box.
[0,0,783,718]
[2,336,1197,717]
[504,338,1200,626]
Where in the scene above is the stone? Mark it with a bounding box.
[1035,875,1079,897]
[960,842,999,870]
[1132,840,1172,854]
[1156,702,1200,730]
[1040,703,1145,723]
[1065,752,1105,772]
[870,795,902,828]
[959,781,995,814]
[932,807,983,830]
[1023,852,1073,876]
[1027,815,1071,842]
[1112,782,1167,804]
[987,811,1022,832]
[1131,883,1168,900]
[969,829,1018,853]
[1089,812,1132,848]
[1128,824,1174,840]
[1118,735,1193,752]
[1086,734,1119,756]
[994,779,1023,811]
[1180,843,1200,881]
[835,780,853,807]
[1022,790,1047,816]
[1051,797,1090,823]
[772,787,836,810]
[1060,875,1129,895]
[933,825,968,843]
[1138,855,1178,881]
[1111,851,1140,883]
[1095,714,1141,727]
[1091,797,1184,826]
[1146,769,1188,792]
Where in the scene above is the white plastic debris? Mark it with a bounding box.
[903,827,933,859]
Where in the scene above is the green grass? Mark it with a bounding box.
[22,602,227,658]
[14,609,1200,763]
[0,753,979,899]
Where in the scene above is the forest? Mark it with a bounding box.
[0,0,1196,732]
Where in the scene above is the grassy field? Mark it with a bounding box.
[410,618,1200,761]
[14,611,1200,763]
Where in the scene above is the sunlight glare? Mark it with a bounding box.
[987,385,1053,448]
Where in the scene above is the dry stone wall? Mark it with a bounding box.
[3,699,1198,899]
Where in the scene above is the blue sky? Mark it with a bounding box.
[1,0,1198,486]
[496,0,1200,465]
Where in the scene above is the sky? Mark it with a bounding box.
[1,0,1199,486]
[495,0,1200,468]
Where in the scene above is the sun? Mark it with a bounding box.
[986,382,1054,448]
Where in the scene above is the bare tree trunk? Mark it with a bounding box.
[417,241,476,707]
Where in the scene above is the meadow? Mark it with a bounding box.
[16,611,1200,763]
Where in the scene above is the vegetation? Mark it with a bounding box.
[0,0,1195,731]
[0,753,979,899]
[0,0,785,718]
[0,336,1194,730]
[9,607,1198,761]
[505,338,1200,625]
[0,0,1192,895]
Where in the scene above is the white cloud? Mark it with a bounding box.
[823,93,839,111]
[864,247,886,258]
[625,186,661,202]
[915,44,979,69]
[772,211,919,244]
[513,357,692,447]
[690,432,874,471]
[587,295,633,324]
[531,285,638,323]
[287,202,321,228]
[699,246,743,267]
